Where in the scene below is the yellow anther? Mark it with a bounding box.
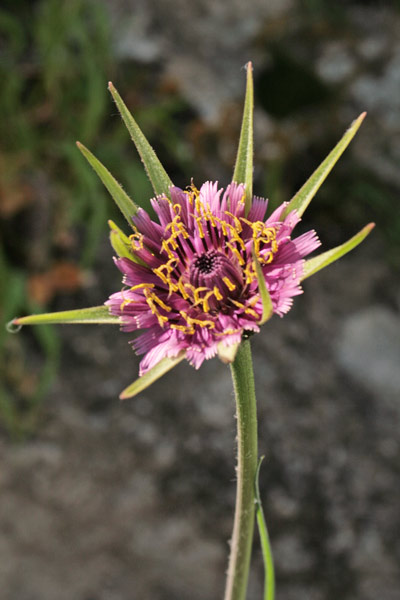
[226,242,245,265]
[195,217,205,238]
[149,293,172,313]
[244,307,259,318]
[180,311,215,330]
[161,239,176,259]
[192,286,209,303]
[129,283,155,291]
[213,286,223,301]
[120,298,135,311]
[144,289,169,327]
[222,277,236,292]
[247,295,260,307]
[215,328,242,337]
[231,299,246,310]
[259,251,274,265]
[170,323,195,334]
[224,211,243,233]
[191,289,215,313]
[177,277,190,299]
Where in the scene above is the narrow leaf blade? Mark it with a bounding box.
[255,457,275,600]
[232,62,254,215]
[108,219,132,259]
[9,306,121,328]
[302,223,375,281]
[119,353,186,399]
[253,250,274,325]
[108,82,173,197]
[282,112,367,220]
[76,142,138,225]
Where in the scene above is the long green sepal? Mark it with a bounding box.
[282,112,366,220]
[302,222,375,281]
[119,353,186,400]
[255,457,275,600]
[108,220,146,267]
[76,141,138,226]
[8,306,121,330]
[108,220,133,259]
[253,250,274,325]
[108,82,173,197]
[233,62,254,215]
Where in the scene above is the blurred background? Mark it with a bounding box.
[1,0,400,599]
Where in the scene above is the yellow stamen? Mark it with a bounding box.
[223,277,236,292]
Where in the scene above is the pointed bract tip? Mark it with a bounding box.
[355,111,367,125]
[108,81,115,91]
[246,61,253,71]
[6,318,22,333]
[366,222,375,230]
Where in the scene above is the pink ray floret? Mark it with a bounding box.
[106,182,320,374]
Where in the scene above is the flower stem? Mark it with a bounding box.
[224,339,258,600]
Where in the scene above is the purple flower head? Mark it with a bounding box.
[106,181,320,375]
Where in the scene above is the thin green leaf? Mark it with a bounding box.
[108,221,148,266]
[108,219,132,259]
[119,353,186,400]
[282,112,367,220]
[108,82,173,197]
[233,62,254,215]
[253,250,274,325]
[76,141,138,226]
[255,457,275,600]
[302,223,375,281]
[9,306,121,329]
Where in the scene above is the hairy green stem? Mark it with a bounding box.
[224,339,258,600]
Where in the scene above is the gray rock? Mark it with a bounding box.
[335,306,400,399]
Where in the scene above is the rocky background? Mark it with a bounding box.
[1,1,400,599]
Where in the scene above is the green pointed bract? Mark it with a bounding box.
[108,82,173,198]
[108,220,132,259]
[252,249,274,325]
[10,306,121,328]
[302,223,375,281]
[76,141,138,226]
[119,353,186,400]
[281,112,367,221]
[233,62,254,216]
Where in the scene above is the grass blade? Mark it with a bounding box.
[255,457,275,600]
[76,141,138,226]
[119,353,186,399]
[302,223,375,281]
[233,62,254,215]
[282,112,367,220]
[108,82,173,197]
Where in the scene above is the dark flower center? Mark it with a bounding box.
[189,249,243,306]
[192,250,221,275]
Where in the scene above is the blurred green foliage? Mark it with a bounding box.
[0,0,194,436]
